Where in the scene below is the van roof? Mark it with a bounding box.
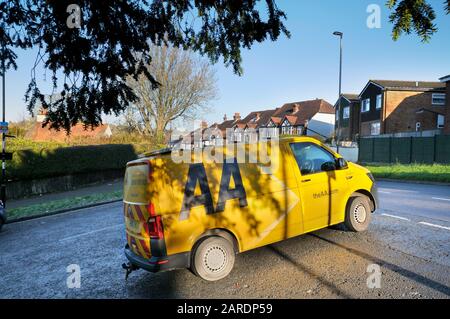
[133,136,323,162]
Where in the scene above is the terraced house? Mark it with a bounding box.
[358,80,446,137]
[177,99,336,149]
[336,80,448,141]
[334,93,361,143]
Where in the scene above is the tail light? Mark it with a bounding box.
[147,203,164,239]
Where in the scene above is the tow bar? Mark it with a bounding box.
[122,262,139,280]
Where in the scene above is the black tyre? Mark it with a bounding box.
[191,236,235,281]
[0,218,3,232]
[344,195,372,232]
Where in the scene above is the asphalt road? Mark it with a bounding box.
[0,180,449,299]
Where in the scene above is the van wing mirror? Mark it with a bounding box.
[336,157,348,170]
[321,161,337,172]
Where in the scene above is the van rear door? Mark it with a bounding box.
[123,161,152,259]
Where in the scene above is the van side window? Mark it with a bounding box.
[290,142,336,175]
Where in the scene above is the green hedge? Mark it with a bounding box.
[7,144,146,181]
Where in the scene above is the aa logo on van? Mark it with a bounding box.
[179,158,247,220]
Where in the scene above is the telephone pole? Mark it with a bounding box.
[1,28,6,208]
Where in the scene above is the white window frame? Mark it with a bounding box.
[432,93,446,106]
[370,122,380,135]
[343,106,350,119]
[437,114,445,129]
[376,94,382,109]
[361,98,370,112]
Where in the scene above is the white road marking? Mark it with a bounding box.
[418,222,450,231]
[381,213,410,221]
[378,188,417,194]
[378,191,391,194]
[432,197,450,202]
[59,224,122,242]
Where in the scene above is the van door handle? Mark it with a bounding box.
[301,179,311,183]
[346,176,353,180]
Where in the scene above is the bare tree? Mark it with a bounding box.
[125,42,217,144]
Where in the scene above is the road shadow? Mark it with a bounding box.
[266,245,352,298]
[309,233,450,297]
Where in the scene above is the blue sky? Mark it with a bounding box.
[3,0,450,124]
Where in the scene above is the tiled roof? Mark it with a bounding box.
[342,93,360,101]
[439,75,450,82]
[29,122,111,142]
[370,80,445,91]
[236,109,279,129]
[270,116,282,125]
[272,99,334,126]
[274,99,334,117]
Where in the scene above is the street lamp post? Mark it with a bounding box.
[333,31,343,153]
[1,34,5,209]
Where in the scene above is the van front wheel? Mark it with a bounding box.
[345,195,372,232]
[191,236,235,281]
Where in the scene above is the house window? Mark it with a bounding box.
[370,122,380,135]
[282,126,293,135]
[343,106,350,119]
[376,94,382,109]
[437,115,445,129]
[415,122,421,132]
[432,93,445,105]
[362,98,370,112]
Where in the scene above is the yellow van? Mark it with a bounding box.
[122,137,377,281]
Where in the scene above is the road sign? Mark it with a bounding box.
[0,152,12,160]
[0,122,8,134]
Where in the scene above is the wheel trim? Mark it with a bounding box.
[353,204,367,224]
[203,245,227,273]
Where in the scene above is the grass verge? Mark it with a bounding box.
[364,164,450,183]
[8,190,123,221]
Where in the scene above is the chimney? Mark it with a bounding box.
[293,103,300,113]
[201,120,208,129]
[223,114,227,121]
[233,112,241,121]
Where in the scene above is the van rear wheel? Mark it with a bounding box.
[345,195,371,232]
[191,236,235,281]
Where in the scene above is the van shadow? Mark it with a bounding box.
[125,269,187,298]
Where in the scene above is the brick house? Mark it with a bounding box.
[334,93,360,142]
[358,80,446,136]
[439,74,450,134]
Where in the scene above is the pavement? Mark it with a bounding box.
[0,180,449,299]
